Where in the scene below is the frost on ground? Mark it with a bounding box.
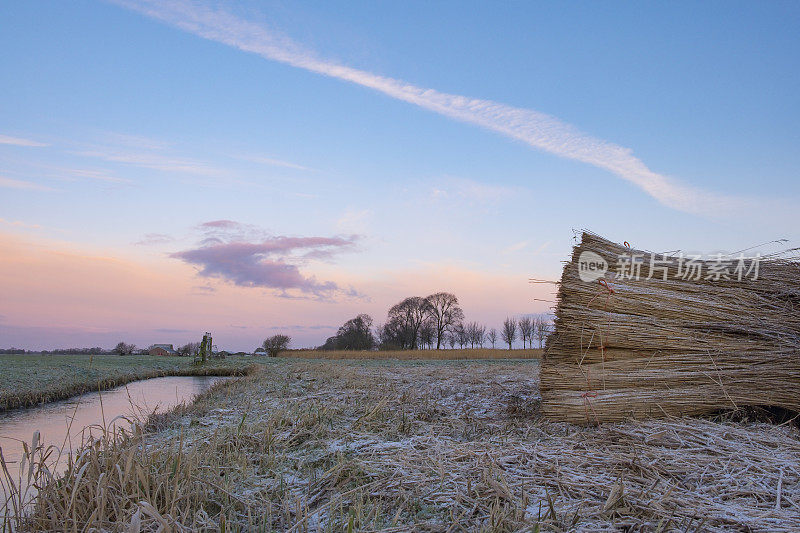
[24,360,800,531]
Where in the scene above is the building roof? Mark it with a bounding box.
[151,344,177,353]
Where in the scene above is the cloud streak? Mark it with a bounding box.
[58,168,133,184]
[0,218,42,229]
[134,233,176,246]
[75,148,223,176]
[236,154,314,172]
[0,176,55,192]
[429,176,517,206]
[116,0,742,215]
[171,220,361,298]
[0,134,48,147]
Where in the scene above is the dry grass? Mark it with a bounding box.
[542,232,800,423]
[4,359,800,531]
[283,349,542,360]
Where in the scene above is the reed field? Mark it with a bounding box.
[3,359,799,531]
[0,354,257,412]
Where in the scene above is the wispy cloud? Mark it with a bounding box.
[134,233,176,246]
[0,176,55,192]
[57,168,133,184]
[0,134,48,147]
[70,131,224,176]
[336,208,373,233]
[429,176,516,206]
[154,327,192,333]
[0,218,42,229]
[101,132,172,151]
[76,148,223,176]
[236,154,314,172]
[196,219,269,245]
[115,0,742,215]
[171,220,362,298]
[265,324,336,331]
[503,240,529,253]
[192,284,217,294]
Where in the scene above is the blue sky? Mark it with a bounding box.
[1,1,798,350]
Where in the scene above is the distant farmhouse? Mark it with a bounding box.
[149,343,178,356]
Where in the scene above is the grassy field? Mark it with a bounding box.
[0,354,258,411]
[5,359,799,531]
[0,350,538,412]
[283,348,542,359]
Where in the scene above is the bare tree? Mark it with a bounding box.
[424,292,465,350]
[518,317,533,349]
[464,322,486,348]
[376,322,403,350]
[465,322,478,348]
[387,296,429,349]
[454,323,468,349]
[501,317,517,350]
[262,334,291,357]
[447,332,456,349]
[488,328,498,349]
[477,324,486,348]
[419,320,436,349]
[534,315,551,348]
[114,342,136,355]
[178,342,201,357]
[322,314,375,350]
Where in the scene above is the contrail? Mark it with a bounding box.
[116,0,741,215]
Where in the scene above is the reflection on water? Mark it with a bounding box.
[0,375,227,485]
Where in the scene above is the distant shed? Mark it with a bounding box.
[149,344,178,356]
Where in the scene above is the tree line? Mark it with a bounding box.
[112,342,204,356]
[4,293,551,356]
[319,292,551,351]
[2,341,253,357]
[0,346,109,355]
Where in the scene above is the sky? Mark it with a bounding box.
[1,0,798,350]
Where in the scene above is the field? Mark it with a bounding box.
[7,359,799,531]
[0,351,538,412]
[0,354,257,411]
[284,348,542,360]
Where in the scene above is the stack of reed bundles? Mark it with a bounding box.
[541,232,800,424]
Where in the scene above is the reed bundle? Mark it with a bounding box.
[541,232,800,424]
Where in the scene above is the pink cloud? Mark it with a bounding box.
[171,221,361,298]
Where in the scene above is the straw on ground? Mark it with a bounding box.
[4,359,799,531]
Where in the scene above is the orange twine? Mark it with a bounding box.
[598,279,615,294]
[587,279,615,310]
[581,390,598,424]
